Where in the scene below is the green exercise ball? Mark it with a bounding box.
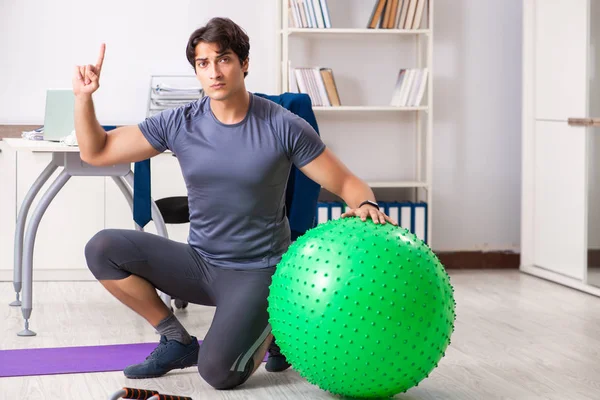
[268,217,456,398]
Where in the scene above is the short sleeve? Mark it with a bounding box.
[279,112,327,168]
[137,107,183,153]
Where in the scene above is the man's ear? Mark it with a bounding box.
[242,57,249,73]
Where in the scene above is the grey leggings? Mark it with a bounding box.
[84,229,275,390]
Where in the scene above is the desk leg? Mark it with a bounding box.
[117,173,172,307]
[19,170,71,336]
[11,162,58,307]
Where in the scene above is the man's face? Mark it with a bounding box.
[193,41,248,101]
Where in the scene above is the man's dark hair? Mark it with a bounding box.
[186,17,250,77]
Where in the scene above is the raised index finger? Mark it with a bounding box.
[96,43,106,71]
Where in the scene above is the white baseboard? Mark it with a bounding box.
[520,264,600,297]
[0,268,96,282]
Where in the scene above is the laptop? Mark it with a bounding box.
[43,89,75,142]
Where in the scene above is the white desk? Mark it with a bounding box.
[4,138,170,336]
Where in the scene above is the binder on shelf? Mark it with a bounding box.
[413,201,428,243]
[377,201,388,215]
[330,202,344,220]
[387,201,401,224]
[317,202,329,224]
[399,201,413,232]
[383,201,417,238]
[315,201,344,223]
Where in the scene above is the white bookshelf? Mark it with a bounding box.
[286,28,431,35]
[368,181,428,188]
[312,106,428,112]
[276,0,434,245]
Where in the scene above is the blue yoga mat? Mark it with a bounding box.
[0,340,269,377]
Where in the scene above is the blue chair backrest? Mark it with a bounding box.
[254,92,322,241]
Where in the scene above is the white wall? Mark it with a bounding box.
[432,0,522,251]
[0,0,279,124]
[0,0,522,252]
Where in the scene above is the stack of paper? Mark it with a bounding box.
[147,78,205,117]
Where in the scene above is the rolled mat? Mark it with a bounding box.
[0,340,269,377]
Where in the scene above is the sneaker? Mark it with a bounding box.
[124,335,199,379]
[265,338,291,372]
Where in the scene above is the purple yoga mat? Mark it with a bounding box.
[0,340,269,377]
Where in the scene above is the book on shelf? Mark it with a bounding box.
[288,0,331,29]
[368,0,428,30]
[390,68,428,107]
[290,66,341,107]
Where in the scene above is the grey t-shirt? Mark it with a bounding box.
[138,92,326,269]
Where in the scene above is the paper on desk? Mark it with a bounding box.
[60,131,78,146]
[21,127,78,146]
[22,127,44,141]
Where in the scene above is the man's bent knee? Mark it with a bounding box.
[84,229,133,281]
[197,358,252,390]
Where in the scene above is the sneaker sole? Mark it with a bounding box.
[124,362,198,379]
[124,349,199,379]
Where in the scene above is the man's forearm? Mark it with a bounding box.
[339,175,376,209]
[74,95,107,160]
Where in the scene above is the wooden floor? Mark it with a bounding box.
[1,269,600,400]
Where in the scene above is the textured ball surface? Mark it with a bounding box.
[268,218,456,398]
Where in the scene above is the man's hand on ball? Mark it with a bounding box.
[342,205,398,225]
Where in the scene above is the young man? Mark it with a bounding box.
[75,17,397,390]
